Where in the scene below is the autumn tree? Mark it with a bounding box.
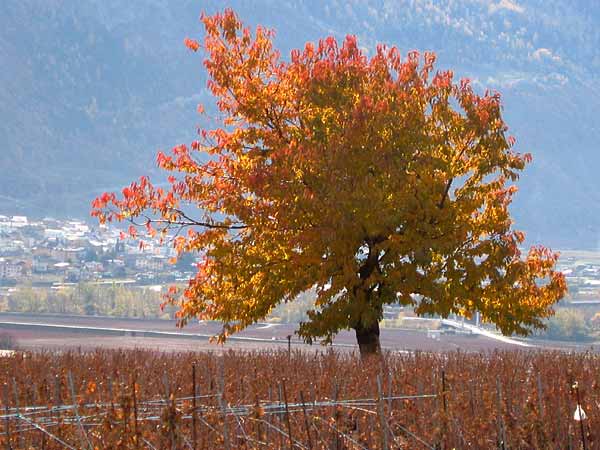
[92,9,567,356]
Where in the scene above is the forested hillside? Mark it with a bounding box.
[1,0,599,247]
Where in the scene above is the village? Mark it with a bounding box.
[0,214,193,289]
[3,213,600,344]
[2,213,600,312]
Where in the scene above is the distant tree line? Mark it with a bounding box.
[1,283,314,323]
[536,308,600,342]
[2,284,170,319]
[5,284,597,343]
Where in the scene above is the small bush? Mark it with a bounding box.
[0,332,16,350]
[544,308,590,341]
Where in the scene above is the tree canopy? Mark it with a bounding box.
[92,9,567,356]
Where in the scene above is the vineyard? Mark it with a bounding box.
[0,348,598,449]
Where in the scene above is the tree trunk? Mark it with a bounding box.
[354,320,381,357]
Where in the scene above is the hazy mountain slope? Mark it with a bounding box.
[1,0,599,247]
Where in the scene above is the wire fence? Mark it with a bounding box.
[1,377,437,449]
[0,348,599,449]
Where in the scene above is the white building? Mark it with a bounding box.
[9,216,28,228]
[0,259,22,279]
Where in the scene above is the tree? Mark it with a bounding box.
[544,308,589,341]
[591,312,600,331]
[92,9,567,356]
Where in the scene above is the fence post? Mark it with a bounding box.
[278,382,284,449]
[54,375,62,444]
[377,374,389,450]
[332,381,340,450]
[108,377,115,414]
[254,394,265,448]
[468,381,475,416]
[162,372,176,450]
[11,380,21,449]
[387,370,393,412]
[495,377,506,450]
[299,391,314,450]
[32,381,45,449]
[440,369,448,449]
[568,424,573,450]
[536,372,544,416]
[281,380,294,450]
[572,381,587,450]
[441,370,447,414]
[266,385,272,445]
[131,374,139,448]
[218,358,231,450]
[192,363,197,450]
[3,384,11,450]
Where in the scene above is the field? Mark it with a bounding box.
[2,312,594,354]
[0,348,599,449]
[0,312,533,353]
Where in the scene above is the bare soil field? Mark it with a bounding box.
[0,312,594,353]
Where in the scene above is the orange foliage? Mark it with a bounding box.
[92,9,566,351]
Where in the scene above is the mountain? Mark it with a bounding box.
[1,0,599,248]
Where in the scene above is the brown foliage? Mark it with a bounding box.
[0,349,597,449]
